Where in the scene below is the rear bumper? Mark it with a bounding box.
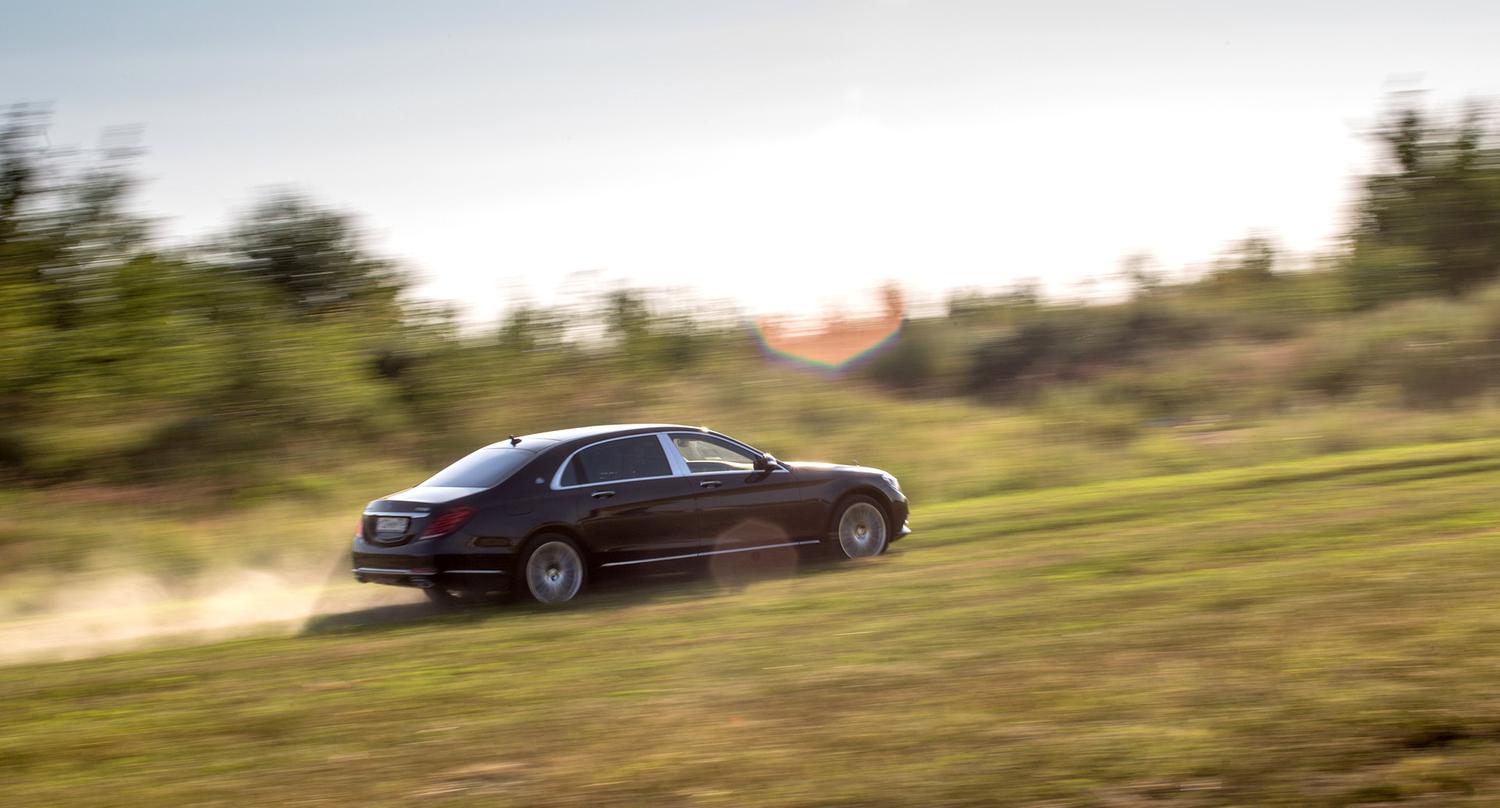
[352,565,511,590]
[893,519,912,542]
[351,540,511,590]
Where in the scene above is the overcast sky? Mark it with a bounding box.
[6,0,1500,321]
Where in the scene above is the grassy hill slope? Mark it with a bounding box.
[6,440,1500,806]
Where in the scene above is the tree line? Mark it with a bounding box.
[2,95,1499,484]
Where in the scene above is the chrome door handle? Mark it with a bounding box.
[592,490,616,499]
[699,480,723,489]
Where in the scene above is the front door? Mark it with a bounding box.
[665,433,822,552]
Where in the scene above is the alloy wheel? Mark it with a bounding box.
[838,501,888,558]
[525,540,584,604]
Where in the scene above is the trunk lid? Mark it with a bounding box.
[363,486,481,545]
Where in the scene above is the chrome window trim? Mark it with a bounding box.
[666,431,790,475]
[659,432,692,476]
[548,429,790,491]
[680,468,789,476]
[599,539,820,568]
[549,432,683,491]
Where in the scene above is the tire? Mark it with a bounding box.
[516,534,587,605]
[831,495,890,559]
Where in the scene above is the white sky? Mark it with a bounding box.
[6,0,1500,321]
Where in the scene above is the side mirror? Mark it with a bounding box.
[754,452,779,471]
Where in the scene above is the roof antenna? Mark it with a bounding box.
[509,435,522,446]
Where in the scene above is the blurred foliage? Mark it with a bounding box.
[2,114,406,479]
[219,191,404,314]
[3,95,1500,493]
[1348,98,1500,303]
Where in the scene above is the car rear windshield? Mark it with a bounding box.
[420,447,535,489]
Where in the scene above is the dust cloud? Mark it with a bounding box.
[0,554,422,666]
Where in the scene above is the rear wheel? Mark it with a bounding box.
[833,496,889,559]
[517,535,586,605]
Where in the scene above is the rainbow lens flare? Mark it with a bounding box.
[751,284,906,370]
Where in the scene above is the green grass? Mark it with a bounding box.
[11,363,1500,601]
[7,440,1500,804]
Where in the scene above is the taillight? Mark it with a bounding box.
[421,507,475,540]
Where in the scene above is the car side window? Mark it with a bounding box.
[566,436,673,485]
[670,434,757,474]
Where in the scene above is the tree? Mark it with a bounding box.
[1348,99,1500,304]
[1214,235,1278,285]
[220,191,403,313]
[1119,252,1164,299]
[0,106,44,258]
[497,303,566,355]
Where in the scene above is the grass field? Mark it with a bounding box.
[7,439,1500,806]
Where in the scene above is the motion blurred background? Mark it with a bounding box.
[7,1,1500,805]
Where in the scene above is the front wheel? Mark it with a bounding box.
[833,496,889,559]
[517,535,587,605]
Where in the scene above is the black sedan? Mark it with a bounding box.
[351,424,910,605]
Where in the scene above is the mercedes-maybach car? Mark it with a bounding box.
[352,424,910,605]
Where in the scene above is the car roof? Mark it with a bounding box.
[484,423,706,449]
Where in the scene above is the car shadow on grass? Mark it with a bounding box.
[300,546,894,637]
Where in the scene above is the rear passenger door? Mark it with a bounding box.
[562,434,703,563]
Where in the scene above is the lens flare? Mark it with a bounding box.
[752,283,906,370]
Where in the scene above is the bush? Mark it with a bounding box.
[864,321,937,392]
[1291,296,1497,408]
[1034,388,1143,446]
